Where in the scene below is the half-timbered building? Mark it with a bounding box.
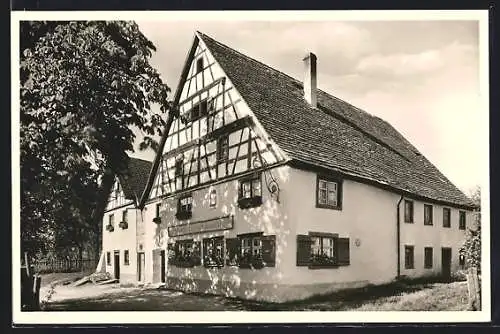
[101,32,476,302]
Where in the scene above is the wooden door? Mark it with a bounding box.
[114,251,120,280]
[137,252,145,282]
[441,247,452,279]
[160,250,166,283]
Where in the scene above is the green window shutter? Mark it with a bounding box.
[261,235,276,267]
[225,238,240,266]
[296,235,311,266]
[192,241,202,266]
[337,237,350,266]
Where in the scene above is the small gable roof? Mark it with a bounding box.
[197,32,475,209]
[117,157,152,202]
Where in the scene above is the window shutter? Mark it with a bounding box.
[261,235,276,267]
[167,243,176,266]
[192,241,202,266]
[296,235,311,266]
[225,238,240,266]
[337,237,350,266]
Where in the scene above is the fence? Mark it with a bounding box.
[33,258,98,274]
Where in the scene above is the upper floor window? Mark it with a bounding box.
[155,203,161,218]
[106,214,115,232]
[191,100,208,121]
[459,211,466,230]
[209,189,217,208]
[316,176,342,210]
[196,57,204,73]
[443,208,451,228]
[238,173,262,209]
[176,195,193,220]
[424,204,433,225]
[404,200,414,223]
[122,210,128,223]
[175,156,184,177]
[217,135,229,163]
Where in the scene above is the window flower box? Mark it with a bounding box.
[152,217,162,224]
[238,254,265,269]
[237,196,262,209]
[175,211,192,221]
[118,221,128,230]
[106,224,114,232]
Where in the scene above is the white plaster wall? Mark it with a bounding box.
[399,201,471,278]
[142,200,164,283]
[286,168,400,286]
[102,205,138,283]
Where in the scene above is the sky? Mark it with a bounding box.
[130,18,485,194]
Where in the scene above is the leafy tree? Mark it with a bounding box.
[460,186,481,272]
[20,21,170,261]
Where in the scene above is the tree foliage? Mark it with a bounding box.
[460,186,481,272]
[20,21,170,259]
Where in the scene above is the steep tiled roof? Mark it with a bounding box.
[118,157,152,202]
[198,32,475,208]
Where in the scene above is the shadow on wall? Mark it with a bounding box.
[155,167,292,301]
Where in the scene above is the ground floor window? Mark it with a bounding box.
[405,245,415,269]
[225,232,275,268]
[124,250,130,266]
[202,236,224,268]
[171,239,201,267]
[106,252,111,265]
[296,232,350,268]
[424,247,433,269]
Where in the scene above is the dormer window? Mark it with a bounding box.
[196,58,204,73]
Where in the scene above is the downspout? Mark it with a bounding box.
[396,195,404,279]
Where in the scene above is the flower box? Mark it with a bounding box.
[237,196,262,209]
[152,217,162,224]
[118,221,128,230]
[106,224,114,232]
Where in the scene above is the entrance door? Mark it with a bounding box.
[160,250,166,283]
[441,247,452,279]
[114,251,120,280]
[137,252,145,282]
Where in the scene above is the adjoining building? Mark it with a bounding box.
[100,32,476,302]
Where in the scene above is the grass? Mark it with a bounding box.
[44,276,471,311]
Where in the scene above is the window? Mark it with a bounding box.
[176,195,193,220]
[404,245,414,269]
[209,189,217,208]
[238,173,262,209]
[424,204,433,225]
[316,176,342,209]
[191,100,208,121]
[196,57,204,73]
[310,235,337,267]
[443,208,451,228]
[404,200,414,223]
[124,250,130,266]
[106,252,111,265]
[175,157,183,177]
[155,203,161,218]
[424,247,433,269]
[296,233,350,268]
[106,214,115,232]
[122,210,128,223]
[459,211,466,230]
[216,135,229,163]
[459,251,466,268]
[225,233,276,269]
[119,210,129,229]
[173,239,201,267]
[202,236,224,268]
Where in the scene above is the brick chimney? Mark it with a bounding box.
[303,52,317,108]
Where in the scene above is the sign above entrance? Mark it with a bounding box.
[167,215,234,237]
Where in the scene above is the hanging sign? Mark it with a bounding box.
[167,215,234,237]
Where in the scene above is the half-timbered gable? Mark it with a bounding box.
[148,34,285,201]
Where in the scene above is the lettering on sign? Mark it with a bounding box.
[167,215,234,237]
